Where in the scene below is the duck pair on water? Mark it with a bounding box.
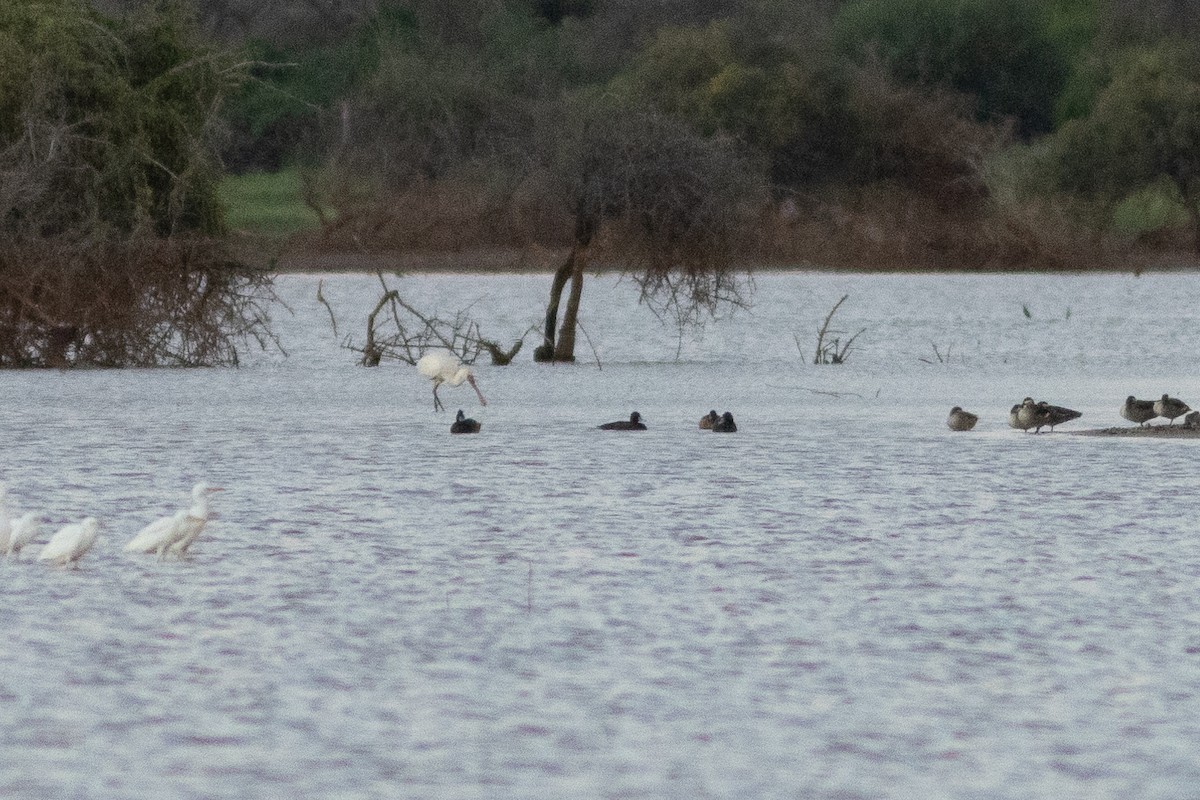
[698,410,738,432]
[1122,394,1192,427]
[598,411,738,431]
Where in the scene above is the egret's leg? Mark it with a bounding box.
[433,384,444,412]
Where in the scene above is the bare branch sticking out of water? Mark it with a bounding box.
[772,384,866,399]
[576,320,602,370]
[807,294,865,365]
[344,273,533,367]
[919,341,952,365]
[316,280,338,337]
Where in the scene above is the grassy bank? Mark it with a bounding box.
[219,169,324,238]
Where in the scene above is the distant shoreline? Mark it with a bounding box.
[262,245,1200,276]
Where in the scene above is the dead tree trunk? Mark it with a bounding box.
[534,248,575,362]
[553,246,586,362]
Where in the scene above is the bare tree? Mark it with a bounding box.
[535,99,765,362]
[321,273,533,367]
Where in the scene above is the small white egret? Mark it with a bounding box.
[124,509,190,560]
[7,512,41,558]
[38,517,100,567]
[125,483,224,559]
[416,351,487,412]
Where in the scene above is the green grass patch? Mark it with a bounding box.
[1111,184,1186,237]
[219,169,324,236]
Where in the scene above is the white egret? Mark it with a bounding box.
[124,509,190,559]
[126,483,224,559]
[38,517,100,566]
[8,512,41,558]
[416,351,487,412]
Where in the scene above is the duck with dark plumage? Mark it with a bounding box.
[1121,395,1158,427]
[600,412,646,431]
[450,409,481,434]
[1154,394,1191,426]
[711,412,737,432]
[699,410,719,429]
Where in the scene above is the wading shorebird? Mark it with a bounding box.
[947,406,979,431]
[125,483,224,559]
[1121,395,1158,427]
[416,351,487,412]
[38,517,100,567]
[7,512,41,558]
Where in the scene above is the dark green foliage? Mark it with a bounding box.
[835,0,1071,136]
[1053,43,1200,249]
[0,0,239,237]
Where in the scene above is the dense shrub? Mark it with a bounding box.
[835,0,1071,136]
[0,0,275,367]
[1052,44,1200,250]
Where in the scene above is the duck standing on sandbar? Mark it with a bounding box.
[1037,401,1082,432]
[450,409,481,434]
[600,412,647,431]
[1015,397,1051,433]
[1154,394,1191,426]
[947,406,978,431]
[1121,395,1158,427]
[712,412,737,432]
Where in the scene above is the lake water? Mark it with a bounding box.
[2,270,1200,799]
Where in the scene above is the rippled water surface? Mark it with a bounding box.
[3,271,1200,799]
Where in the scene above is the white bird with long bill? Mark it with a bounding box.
[38,517,100,566]
[416,351,487,412]
[125,482,224,559]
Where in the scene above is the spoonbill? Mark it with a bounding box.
[38,517,100,566]
[1154,394,1191,426]
[450,409,481,434]
[947,406,979,431]
[600,412,646,430]
[125,482,224,558]
[712,411,738,432]
[7,512,41,558]
[416,351,487,412]
[1121,395,1158,427]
